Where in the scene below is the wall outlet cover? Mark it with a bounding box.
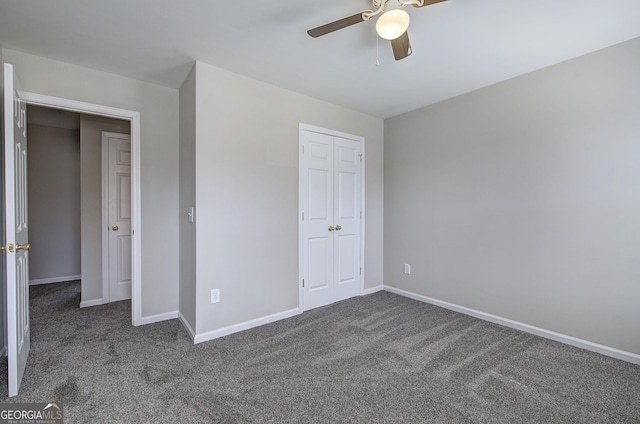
[210,288,220,304]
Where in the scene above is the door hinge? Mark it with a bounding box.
[302,279,305,288]
[360,267,362,276]
[359,154,363,163]
[302,145,305,154]
[302,212,305,221]
[360,211,363,219]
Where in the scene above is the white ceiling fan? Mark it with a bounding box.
[307,0,448,60]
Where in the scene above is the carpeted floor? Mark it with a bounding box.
[1,281,639,423]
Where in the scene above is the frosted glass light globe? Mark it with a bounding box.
[376,9,410,40]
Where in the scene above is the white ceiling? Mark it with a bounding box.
[1,0,639,118]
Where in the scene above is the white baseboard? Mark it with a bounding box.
[80,298,104,308]
[362,285,384,295]
[178,312,196,341]
[194,307,301,345]
[139,310,178,325]
[30,275,81,286]
[384,285,640,366]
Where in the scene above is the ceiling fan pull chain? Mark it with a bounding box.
[376,32,380,66]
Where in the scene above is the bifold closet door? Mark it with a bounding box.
[301,129,361,311]
[332,137,361,302]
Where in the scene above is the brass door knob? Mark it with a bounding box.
[328,226,335,232]
[335,225,342,231]
[112,226,119,231]
[16,243,30,251]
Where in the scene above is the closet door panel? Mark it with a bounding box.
[301,131,335,310]
[334,137,361,301]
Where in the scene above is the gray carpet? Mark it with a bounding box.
[1,281,639,423]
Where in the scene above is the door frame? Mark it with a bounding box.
[101,131,132,303]
[298,123,365,311]
[22,92,142,326]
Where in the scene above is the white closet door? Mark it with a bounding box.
[300,128,362,311]
[333,137,361,302]
[301,131,335,310]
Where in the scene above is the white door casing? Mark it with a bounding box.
[299,124,364,311]
[21,91,142,326]
[3,63,31,397]
[102,132,132,302]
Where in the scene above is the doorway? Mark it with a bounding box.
[22,91,142,326]
[26,106,132,307]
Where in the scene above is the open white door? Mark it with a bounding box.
[3,63,30,397]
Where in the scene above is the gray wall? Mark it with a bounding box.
[27,122,81,282]
[178,64,197,330]
[2,48,180,319]
[79,115,130,303]
[191,61,384,335]
[384,38,640,355]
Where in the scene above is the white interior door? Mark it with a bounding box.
[300,127,362,311]
[333,137,361,302]
[301,131,334,310]
[102,132,131,302]
[3,63,30,397]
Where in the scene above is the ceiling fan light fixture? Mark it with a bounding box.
[375,9,410,40]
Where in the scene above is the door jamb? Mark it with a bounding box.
[23,92,143,326]
[298,123,365,312]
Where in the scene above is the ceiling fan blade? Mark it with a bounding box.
[391,31,412,61]
[307,13,366,38]
[412,0,447,7]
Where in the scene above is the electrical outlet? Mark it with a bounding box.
[404,264,411,275]
[210,289,220,304]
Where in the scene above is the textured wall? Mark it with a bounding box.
[27,123,81,282]
[178,64,197,331]
[384,38,640,355]
[193,61,384,335]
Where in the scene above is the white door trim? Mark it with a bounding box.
[22,92,143,326]
[298,123,365,311]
